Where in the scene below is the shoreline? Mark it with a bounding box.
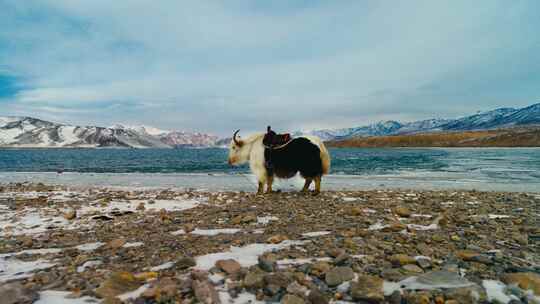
[1,183,539,303]
[1,171,539,194]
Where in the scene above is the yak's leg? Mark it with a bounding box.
[257,181,264,195]
[302,178,312,193]
[265,175,274,194]
[313,175,322,195]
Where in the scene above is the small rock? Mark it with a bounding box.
[107,238,126,249]
[267,235,288,244]
[264,284,282,296]
[184,223,196,233]
[406,291,432,304]
[133,272,158,281]
[325,267,354,286]
[502,272,540,296]
[282,294,305,304]
[287,281,308,297]
[177,256,196,270]
[63,209,77,220]
[244,270,265,290]
[215,259,241,274]
[0,282,39,304]
[258,253,277,272]
[389,254,417,266]
[395,206,412,217]
[456,250,480,261]
[192,279,221,304]
[308,288,328,304]
[136,202,145,210]
[416,257,432,269]
[350,275,384,303]
[311,261,331,278]
[403,264,424,273]
[383,222,407,232]
[264,273,291,288]
[95,272,142,299]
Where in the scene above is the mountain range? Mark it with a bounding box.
[0,117,218,148]
[0,103,539,148]
[297,102,540,140]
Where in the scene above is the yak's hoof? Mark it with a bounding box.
[312,191,320,196]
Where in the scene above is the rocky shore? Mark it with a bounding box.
[1,182,539,304]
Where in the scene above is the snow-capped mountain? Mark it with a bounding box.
[298,103,540,140]
[111,124,171,137]
[160,131,219,148]
[0,117,216,148]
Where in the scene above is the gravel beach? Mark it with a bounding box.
[1,182,539,304]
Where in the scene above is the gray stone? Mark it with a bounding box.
[264,273,291,288]
[282,294,305,304]
[177,256,196,270]
[258,253,277,272]
[0,283,39,304]
[416,257,432,269]
[325,266,354,286]
[243,269,265,290]
[350,275,384,303]
[192,279,221,304]
[307,289,328,304]
[264,284,282,296]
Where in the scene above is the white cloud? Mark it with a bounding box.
[1,0,539,135]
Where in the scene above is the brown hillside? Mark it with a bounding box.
[326,127,540,148]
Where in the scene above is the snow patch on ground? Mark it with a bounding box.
[483,280,516,304]
[277,257,332,266]
[35,290,101,304]
[0,258,56,282]
[117,284,151,301]
[191,228,242,236]
[257,216,279,225]
[219,291,264,304]
[406,223,439,231]
[301,231,331,237]
[75,242,105,252]
[195,241,307,270]
[0,248,62,258]
[368,221,389,231]
[79,199,200,215]
[123,242,144,248]
[150,261,175,271]
[77,260,103,273]
[0,208,78,236]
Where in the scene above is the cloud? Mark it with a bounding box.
[1,0,539,135]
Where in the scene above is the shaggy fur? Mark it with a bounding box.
[228,132,331,194]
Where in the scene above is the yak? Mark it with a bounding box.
[228,130,331,194]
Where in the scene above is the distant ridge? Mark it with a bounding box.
[296,102,540,140]
[0,117,218,148]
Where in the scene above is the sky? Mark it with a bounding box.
[1,0,539,136]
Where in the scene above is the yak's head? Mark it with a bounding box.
[228,130,250,165]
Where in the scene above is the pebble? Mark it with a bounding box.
[215,259,241,274]
[0,282,39,304]
[192,279,220,304]
[282,294,305,304]
[325,266,354,286]
[350,275,384,303]
[395,206,412,217]
[502,272,540,295]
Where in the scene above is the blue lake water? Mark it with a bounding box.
[0,148,539,192]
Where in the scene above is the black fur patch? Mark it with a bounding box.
[265,137,323,178]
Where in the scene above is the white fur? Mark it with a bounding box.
[228,133,330,185]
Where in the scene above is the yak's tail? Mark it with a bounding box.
[304,135,331,175]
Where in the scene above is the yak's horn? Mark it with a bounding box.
[233,129,242,146]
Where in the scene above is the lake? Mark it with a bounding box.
[0,148,539,192]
